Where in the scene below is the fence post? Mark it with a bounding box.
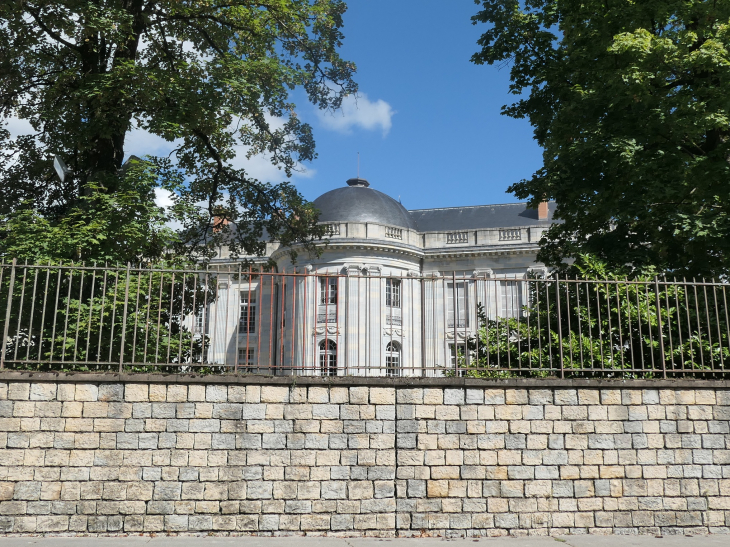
[1,258,17,369]
[119,263,131,374]
[654,277,667,379]
[555,276,564,379]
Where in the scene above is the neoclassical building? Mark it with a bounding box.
[205,177,556,377]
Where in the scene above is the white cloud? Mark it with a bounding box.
[317,93,394,136]
[125,124,182,159]
[125,117,314,183]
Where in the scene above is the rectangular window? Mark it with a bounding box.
[385,278,401,308]
[319,277,337,305]
[240,292,256,333]
[447,281,468,328]
[238,347,255,371]
[499,281,523,318]
[193,312,205,334]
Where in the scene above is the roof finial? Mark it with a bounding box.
[347,152,369,187]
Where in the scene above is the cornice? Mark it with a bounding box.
[272,238,540,263]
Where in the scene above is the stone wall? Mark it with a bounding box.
[0,375,729,536]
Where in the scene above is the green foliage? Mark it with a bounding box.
[0,1,356,263]
[472,1,730,277]
[1,158,177,263]
[1,263,215,373]
[454,256,730,379]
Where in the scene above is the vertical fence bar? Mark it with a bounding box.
[107,268,121,366]
[534,277,542,371]
[12,262,28,363]
[711,281,724,371]
[564,278,572,371]
[691,278,705,369]
[49,263,64,361]
[556,277,564,379]
[604,279,615,371]
[38,263,52,363]
[189,273,198,370]
[25,266,40,362]
[673,278,685,371]
[178,271,187,368]
[1,258,17,369]
[71,266,85,364]
[544,278,552,371]
[60,265,75,363]
[201,268,210,366]
[131,270,142,365]
[234,265,241,373]
[143,271,153,364]
[662,276,675,372]
[701,279,714,371]
[154,272,165,364]
[722,284,730,367]
[654,277,667,379]
[165,272,176,365]
[119,263,131,373]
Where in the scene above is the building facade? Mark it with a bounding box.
[205,178,556,377]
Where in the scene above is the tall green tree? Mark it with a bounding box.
[0,0,356,263]
[472,0,730,277]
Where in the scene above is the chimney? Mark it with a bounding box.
[538,201,549,220]
[213,215,229,232]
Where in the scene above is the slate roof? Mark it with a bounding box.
[313,185,419,231]
[408,202,558,232]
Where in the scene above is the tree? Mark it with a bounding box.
[453,256,729,380]
[0,0,356,263]
[472,1,730,277]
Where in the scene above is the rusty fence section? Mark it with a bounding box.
[0,260,729,378]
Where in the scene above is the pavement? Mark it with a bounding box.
[0,535,728,547]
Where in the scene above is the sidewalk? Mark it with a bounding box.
[0,535,728,547]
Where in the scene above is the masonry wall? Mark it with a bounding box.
[0,375,729,537]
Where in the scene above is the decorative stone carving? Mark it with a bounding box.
[345,265,361,276]
[472,269,493,279]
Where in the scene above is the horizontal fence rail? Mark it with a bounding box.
[1,260,729,378]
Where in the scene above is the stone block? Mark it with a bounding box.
[124,385,147,402]
[505,389,528,405]
[30,384,56,401]
[555,390,578,405]
[8,384,30,401]
[444,389,465,405]
[370,388,395,405]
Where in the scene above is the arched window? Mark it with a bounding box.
[385,341,401,377]
[319,339,337,377]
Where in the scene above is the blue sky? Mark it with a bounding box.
[293,0,544,210]
[120,1,544,211]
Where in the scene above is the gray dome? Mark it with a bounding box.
[313,180,418,231]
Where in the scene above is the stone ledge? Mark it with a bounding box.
[0,370,728,389]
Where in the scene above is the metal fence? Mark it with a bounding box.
[1,260,729,378]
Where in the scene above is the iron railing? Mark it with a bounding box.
[1,260,728,378]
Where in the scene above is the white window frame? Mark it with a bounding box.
[385,278,401,308]
[385,341,401,377]
[319,339,337,377]
[240,291,256,333]
[447,281,468,328]
[498,280,524,319]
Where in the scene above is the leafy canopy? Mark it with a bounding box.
[0,0,356,263]
[472,0,730,277]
